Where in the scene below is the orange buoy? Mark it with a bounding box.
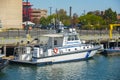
[53,48,58,54]
[29,26,32,30]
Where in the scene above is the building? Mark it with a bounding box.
[23,2,32,22]
[31,8,47,21]
[0,0,22,29]
[22,2,47,22]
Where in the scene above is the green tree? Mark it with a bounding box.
[103,8,117,24]
[47,14,57,24]
[79,14,104,25]
[78,14,105,29]
[40,14,58,27]
[40,17,48,26]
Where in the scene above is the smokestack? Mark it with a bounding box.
[69,6,72,18]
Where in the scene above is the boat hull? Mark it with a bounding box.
[10,49,98,65]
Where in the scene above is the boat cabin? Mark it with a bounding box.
[43,28,82,49]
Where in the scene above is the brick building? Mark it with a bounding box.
[31,8,47,21]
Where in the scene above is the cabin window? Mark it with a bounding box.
[68,37,71,41]
[75,35,79,40]
[72,37,74,40]
[54,40,57,45]
[67,35,79,41]
[68,35,72,41]
[68,35,76,41]
[71,36,75,41]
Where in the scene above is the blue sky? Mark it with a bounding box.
[28,0,120,16]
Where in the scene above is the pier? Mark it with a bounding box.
[0,29,119,57]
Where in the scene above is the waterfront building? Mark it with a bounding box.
[0,0,22,29]
[31,8,47,21]
[22,2,47,22]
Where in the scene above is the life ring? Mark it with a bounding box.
[53,48,58,54]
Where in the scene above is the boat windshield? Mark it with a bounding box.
[68,35,79,41]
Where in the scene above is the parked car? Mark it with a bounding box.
[32,24,42,29]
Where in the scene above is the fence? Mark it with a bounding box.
[0,29,119,38]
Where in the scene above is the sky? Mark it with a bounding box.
[28,0,120,16]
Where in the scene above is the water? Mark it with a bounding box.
[0,54,120,80]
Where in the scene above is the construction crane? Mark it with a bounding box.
[109,24,120,39]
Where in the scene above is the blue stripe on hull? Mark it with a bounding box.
[85,50,91,58]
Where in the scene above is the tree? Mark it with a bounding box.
[87,10,101,16]
[72,13,79,27]
[47,14,57,24]
[103,8,117,24]
[78,14,105,29]
[40,17,48,26]
[56,9,67,22]
[79,14,104,25]
[32,18,40,24]
[40,14,58,27]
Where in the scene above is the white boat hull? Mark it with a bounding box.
[35,50,97,63]
[11,49,98,65]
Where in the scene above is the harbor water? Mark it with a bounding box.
[0,54,120,80]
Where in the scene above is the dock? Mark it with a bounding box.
[0,30,119,58]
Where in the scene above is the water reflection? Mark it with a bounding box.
[0,55,120,80]
[34,59,95,80]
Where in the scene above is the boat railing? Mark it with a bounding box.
[48,28,78,34]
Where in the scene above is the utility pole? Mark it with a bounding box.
[83,10,86,15]
[56,8,58,19]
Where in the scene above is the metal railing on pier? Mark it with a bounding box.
[0,29,119,44]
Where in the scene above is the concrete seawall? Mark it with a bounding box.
[0,34,119,45]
